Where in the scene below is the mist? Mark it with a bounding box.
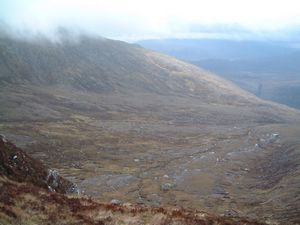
[1,0,300,42]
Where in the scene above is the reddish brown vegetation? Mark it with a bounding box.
[0,176,268,225]
[0,206,17,219]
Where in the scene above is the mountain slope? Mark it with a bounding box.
[0,35,256,100]
[0,35,299,123]
[137,38,300,110]
[0,34,300,224]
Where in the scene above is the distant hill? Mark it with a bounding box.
[137,39,293,61]
[137,39,300,110]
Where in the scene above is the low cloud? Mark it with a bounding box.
[1,0,300,42]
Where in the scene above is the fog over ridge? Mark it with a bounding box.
[1,0,300,42]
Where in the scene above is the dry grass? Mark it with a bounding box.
[0,176,268,225]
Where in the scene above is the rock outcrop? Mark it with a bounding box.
[0,135,77,194]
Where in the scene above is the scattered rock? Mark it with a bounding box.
[0,134,7,143]
[71,162,82,169]
[68,183,80,194]
[269,133,280,143]
[211,186,229,198]
[48,185,55,192]
[111,199,122,205]
[147,193,162,206]
[81,174,137,192]
[224,209,239,217]
[161,183,173,191]
[46,169,59,189]
[136,197,145,204]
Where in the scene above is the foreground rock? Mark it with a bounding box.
[0,135,77,194]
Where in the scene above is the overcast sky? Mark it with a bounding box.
[1,0,300,41]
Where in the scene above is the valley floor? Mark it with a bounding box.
[1,116,300,224]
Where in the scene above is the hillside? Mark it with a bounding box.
[0,34,300,224]
[0,36,250,97]
[0,35,299,123]
[137,38,300,110]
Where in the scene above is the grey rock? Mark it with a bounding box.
[110,199,122,205]
[224,209,238,217]
[46,169,59,188]
[68,184,80,194]
[161,183,173,191]
[0,134,7,143]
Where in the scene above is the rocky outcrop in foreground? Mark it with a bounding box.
[0,135,78,193]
